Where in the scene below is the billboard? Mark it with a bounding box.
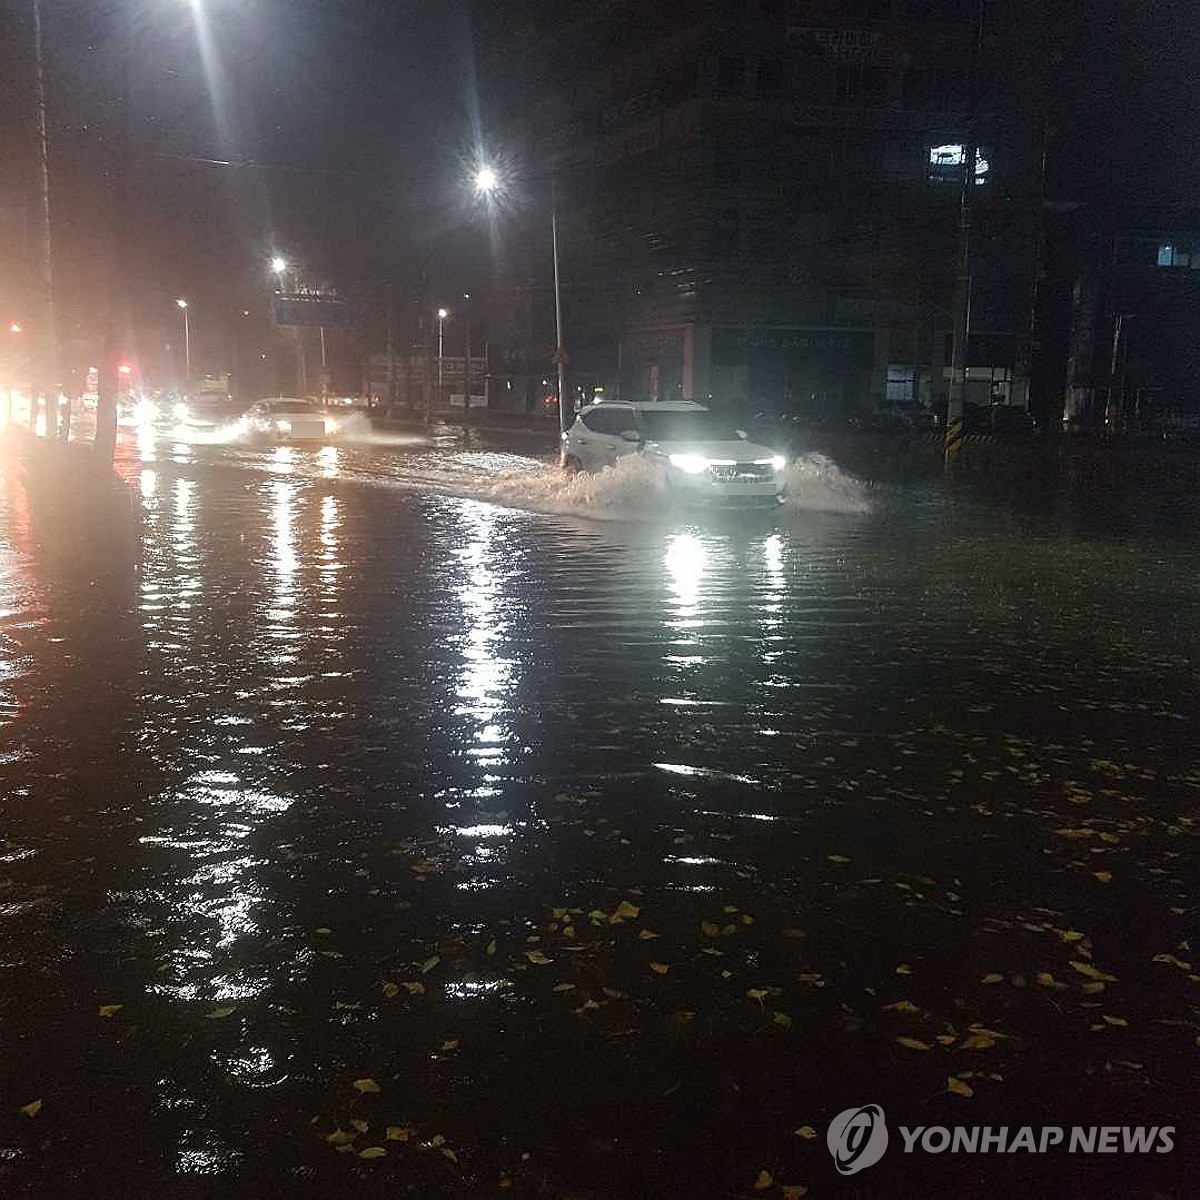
[273,293,354,329]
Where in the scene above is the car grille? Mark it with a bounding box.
[707,463,775,483]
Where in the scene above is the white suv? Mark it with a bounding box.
[561,401,787,504]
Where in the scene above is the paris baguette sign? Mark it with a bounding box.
[827,1105,1175,1177]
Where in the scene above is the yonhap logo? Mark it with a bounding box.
[827,1104,889,1175]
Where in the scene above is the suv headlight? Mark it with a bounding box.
[173,401,188,421]
[668,453,708,475]
[770,455,786,472]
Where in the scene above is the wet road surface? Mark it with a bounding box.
[1,428,1198,1198]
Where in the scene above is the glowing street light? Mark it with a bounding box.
[436,307,449,416]
[175,298,191,380]
[474,165,499,195]
[8,322,23,334]
[270,256,287,275]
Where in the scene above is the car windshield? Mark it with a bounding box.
[638,410,740,442]
[266,400,320,414]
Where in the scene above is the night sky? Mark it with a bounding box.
[1,0,1198,376]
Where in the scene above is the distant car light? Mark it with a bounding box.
[274,418,291,434]
[668,453,709,475]
[134,398,159,426]
[770,455,787,472]
[324,417,338,435]
[173,401,188,421]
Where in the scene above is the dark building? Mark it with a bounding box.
[1062,209,1200,433]
[472,0,1047,419]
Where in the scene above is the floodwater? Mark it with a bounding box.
[1,428,1197,1198]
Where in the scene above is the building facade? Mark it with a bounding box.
[473,0,1045,419]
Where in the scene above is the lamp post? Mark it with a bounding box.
[462,292,472,430]
[175,298,190,381]
[271,256,306,395]
[436,307,448,419]
[473,164,568,432]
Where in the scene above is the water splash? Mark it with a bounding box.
[780,453,872,515]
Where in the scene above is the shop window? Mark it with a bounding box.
[928,143,989,184]
[1157,243,1195,268]
[886,366,915,403]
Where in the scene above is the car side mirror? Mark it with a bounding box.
[620,429,641,443]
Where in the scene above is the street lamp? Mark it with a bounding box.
[471,163,568,431]
[9,322,23,335]
[175,298,190,381]
[270,255,287,277]
[436,307,449,418]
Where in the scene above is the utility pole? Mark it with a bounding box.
[462,291,472,431]
[551,183,568,433]
[30,0,56,437]
[945,0,986,467]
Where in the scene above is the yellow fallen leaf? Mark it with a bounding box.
[772,1011,792,1029]
[649,961,669,975]
[386,1126,412,1142]
[486,939,497,957]
[326,1128,357,1146]
[97,1004,123,1017]
[827,854,851,864]
[205,1006,235,1019]
[1069,960,1117,982]
[1094,871,1113,883]
[358,1146,386,1159]
[947,1076,974,1098]
[352,1078,381,1094]
[429,1134,446,1148]
[382,982,399,999]
[781,1188,809,1200]
[612,900,640,921]
[1059,930,1085,943]
[441,1147,458,1162]
[19,1100,42,1118]
[1081,981,1106,995]
[961,1033,997,1050]
[746,988,769,1002]
[638,929,659,940]
[883,999,920,1014]
[525,950,553,965]
[562,925,575,939]
[441,1039,460,1052]
[1035,972,1057,987]
[552,982,576,993]
[700,920,722,938]
[935,1034,957,1046]
[350,1118,369,1133]
[420,955,440,975]
[981,973,1004,984]
[499,1175,513,1189]
[895,963,912,975]
[754,1170,774,1191]
[315,927,332,936]
[794,1125,817,1140]
[895,1036,931,1051]
[1102,1014,1128,1027]
[1151,953,1192,971]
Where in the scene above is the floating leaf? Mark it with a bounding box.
[827,854,851,864]
[441,1147,459,1163]
[386,1126,412,1142]
[754,1170,774,1191]
[1035,972,1057,988]
[1102,1014,1128,1027]
[772,1011,793,1029]
[746,988,769,1002]
[895,1036,931,1051]
[1081,981,1106,995]
[981,973,1004,984]
[1069,961,1117,982]
[1093,871,1113,884]
[1059,930,1085,943]
[947,1076,974,1098]
[1151,953,1192,971]
[525,950,553,965]
[205,1006,235,1020]
[638,929,659,940]
[486,939,497,957]
[352,1078,381,1094]
[935,1034,957,1046]
[612,900,640,921]
[19,1100,42,1118]
[358,1146,386,1160]
[326,1128,357,1146]
[350,1119,369,1134]
[961,1033,997,1051]
[883,999,920,1014]
[701,921,722,938]
[894,963,912,975]
[781,1188,809,1200]
[441,1039,460,1052]
[315,927,332,936]
[552,982,576,993]
[794,1125,817,1140]
[382,982,399,999]
[649,961,669,975]
[420,955,440,975]
[401,981,425,996]
[97,1004,122,1018]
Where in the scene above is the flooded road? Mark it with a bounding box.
[1,429,1197,1198]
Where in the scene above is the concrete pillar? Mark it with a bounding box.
[682,323,712,402]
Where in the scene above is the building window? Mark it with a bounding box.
[928,143,989,184]
[1157,242,1195,268]
[835,62,888,103]
[886,366,915,403]
[716,55,745,95]
[756,57,784,97]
